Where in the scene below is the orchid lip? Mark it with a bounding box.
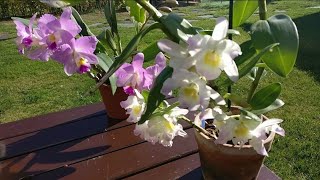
[22,37,33,47]
[48,42,57,50]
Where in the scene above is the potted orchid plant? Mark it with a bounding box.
[13,0,299,179]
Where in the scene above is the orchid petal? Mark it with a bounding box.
[132,53,144,68]
[158,39,188,58]
[212,17,228,41]
[208,86,226,105]
[222,53,239,82]
[74,36,97,54]
[250,137,268,156]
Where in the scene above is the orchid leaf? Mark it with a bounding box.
[125,0,147,24]
[139,66,173,124]
[239,43,279,79]
[159,13,198,42]
[224,93,250,108]
[233,0,258,27]
[249,83,282,110]
[223,43,279,86]
[71,7,93,36]
[251,14,299,77]
[240,109,261,122]
[97,29,117,53]
[235,40,255,66]
[251,99,284,115]
[97,53,117,94]
[105,0,119,35]
[142,42,161,62]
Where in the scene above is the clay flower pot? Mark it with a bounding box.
[194,114,275,180]
[99,84,129,120]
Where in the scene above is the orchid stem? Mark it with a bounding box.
[258,0,267,20]
[247,0,267,102]
[134,0,162,21]
[247,67,265,102]
[179,116,217,139]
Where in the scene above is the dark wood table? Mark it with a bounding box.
[0,103,280,180]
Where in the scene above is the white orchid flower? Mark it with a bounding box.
[157,17,241,82]
[214,112,285,156]
[120,90,145,123]
[134,106,188,147]
[161,69,225,111]
[250,119,285,156]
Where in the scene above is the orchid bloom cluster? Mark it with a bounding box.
[13,7,98,76]
[117,17,285,156]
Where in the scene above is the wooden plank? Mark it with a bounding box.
[0,120,191,180]
[0,103,105,141]
[0,114,130,161]
[0,124,137,180]
[126,153,201,180]
[126,154,280,180]
[32,128,197,180]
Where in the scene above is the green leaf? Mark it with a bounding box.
[125,0,147,24]
[233,0,258,27]
[97,29,117,53]
[139,67,174,124]
[224,93,250,108]
[159,13,198,42]
[240,109,261,122]
[71,7,93,36]
[235,40,256,66]
[142,42,161,62]
[251,14,299,77]
[104,0,118,35]
[96,53,117,94]
[251,99,284,115]
[249,83,282,110]
[238,43,279,80]
[223,43,279,86]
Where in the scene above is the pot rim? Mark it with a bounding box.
[196,129,275,149]
[194,107,276,149]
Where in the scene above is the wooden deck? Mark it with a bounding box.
[0,103,280,179]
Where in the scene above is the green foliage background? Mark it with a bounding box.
[0,0,111,20]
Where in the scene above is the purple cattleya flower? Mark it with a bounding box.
[13,13,42,57]
[146,52,166,86]
[35,7,81,58]
[115,53,149,92]
[115,52,166,93]
[51,36,98,75]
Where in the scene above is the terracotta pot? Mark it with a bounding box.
[99,84,129,120]
[194,113,275,180]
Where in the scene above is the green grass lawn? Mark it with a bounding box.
[0,0,319,179]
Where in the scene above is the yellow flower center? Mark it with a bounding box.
[76,57,87,67]
[48,34,56,42]
[234,122,249,138]
[164,121,175,133]
[182,83,199,100]
[204,51,221,68]
[132,105,142,116]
